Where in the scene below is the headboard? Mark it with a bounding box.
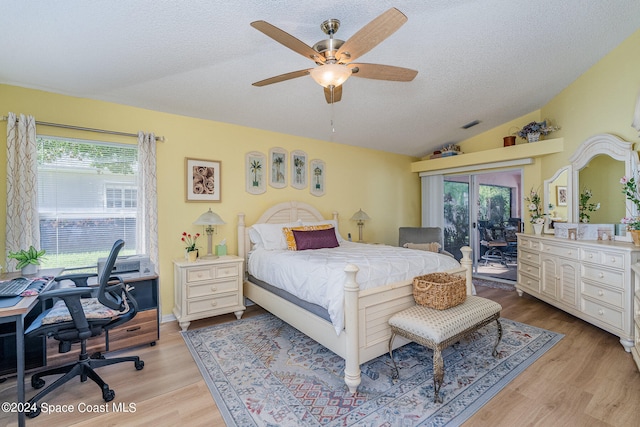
[237,201,339,265]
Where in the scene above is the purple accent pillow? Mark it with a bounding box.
[292,227,339,251]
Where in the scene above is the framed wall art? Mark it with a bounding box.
[269,147,287,189]
[290,150,307,189]
[185,157,221,202]
[556,186,567,206]
[309,159,325,197]
[245,151,266,195]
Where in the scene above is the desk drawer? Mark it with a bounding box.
[108,309,158,351]
[187,279,239,299]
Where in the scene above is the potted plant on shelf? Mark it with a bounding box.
[516,120,560,142]
[621,175,640,245]
[8,246,46,275]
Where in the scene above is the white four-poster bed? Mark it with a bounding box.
[237,201,473,393]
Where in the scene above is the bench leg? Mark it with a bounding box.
[492,318,503,357]
[433,347,444,403]
[388,332,400,379]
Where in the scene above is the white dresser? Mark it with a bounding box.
[173,256,245,331]
[517,233,640,352]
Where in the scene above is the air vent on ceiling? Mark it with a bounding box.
[461,120,480,129]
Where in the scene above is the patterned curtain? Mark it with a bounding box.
[136,131,159,269]
[5,112,39,271]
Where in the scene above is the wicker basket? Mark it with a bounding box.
[412,273,466,310]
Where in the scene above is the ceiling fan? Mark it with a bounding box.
[251,7,418,104]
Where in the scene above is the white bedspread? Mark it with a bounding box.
[248,241,460,334]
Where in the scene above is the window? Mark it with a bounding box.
[37,136,138,269]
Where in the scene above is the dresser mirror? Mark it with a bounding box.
[543,166,571,233]
[568,133,639,239]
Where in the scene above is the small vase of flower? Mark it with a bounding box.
[182,232,200,261]
[524,188,545,234]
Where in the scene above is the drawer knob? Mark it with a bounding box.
[211,286,217,292]
[527,255,531,259]
[588,253,593,258]
[599,273,604,278]
[598,309,604,316]
[211,300,217,306]
[527,267,531,272]
[567,251,572,255]
[598,290,604,296]
[611,258,616,263]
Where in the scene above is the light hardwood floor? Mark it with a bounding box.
[1,286,639,427]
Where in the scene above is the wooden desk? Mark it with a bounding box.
[0,268,62,427]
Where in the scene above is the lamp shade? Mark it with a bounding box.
[350,209,370,222]
[193,208,226,226]
[309,63,352,88]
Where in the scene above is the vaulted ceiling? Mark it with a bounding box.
[1,1,639,157]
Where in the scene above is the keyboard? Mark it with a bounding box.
[0,277,34,297]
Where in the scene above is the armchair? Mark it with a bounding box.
[24,240,144,418]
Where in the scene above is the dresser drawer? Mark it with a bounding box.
[518,236,541,250]
[518,261,540,278]
[581,248,625,270]
[519,248,540,265]
[184,263,240,283]
[582,298,624,331]
[518,272,540,292]
[581,281,624,308]
[540,242,579,260]
[187,293,240,315]
[582,264,624,289]
[187,279,239,299]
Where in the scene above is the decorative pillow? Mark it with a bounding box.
[301,219,344,242]
[42,298,121,325]
[283,224,334,250]
[403,242,441,253]
[250,221,302,250]
[292,227,340,251]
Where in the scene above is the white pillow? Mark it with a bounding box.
[302,219,345,242]
[248,228,263,247]
[250,221,302,250]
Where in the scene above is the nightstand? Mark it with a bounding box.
[173,256,245,331]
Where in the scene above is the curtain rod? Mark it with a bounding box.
[1,115,165,142]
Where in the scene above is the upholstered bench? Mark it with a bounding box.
[388,296,503,403]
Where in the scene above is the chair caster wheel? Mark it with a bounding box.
[102,387,115,402]
[27,406,41,418]
[135,360,144,370]
[31,377,45,389]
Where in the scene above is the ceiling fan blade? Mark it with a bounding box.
[349,63,418,81]
[252,69,311,87]
[251,20,325,64]
[336,8,407,63]
[324,85,342,104]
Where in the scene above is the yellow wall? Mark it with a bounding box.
[0,84,420,315]
[458,29,640,229]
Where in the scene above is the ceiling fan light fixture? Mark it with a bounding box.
[309,63,351,88]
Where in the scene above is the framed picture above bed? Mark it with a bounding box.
[291,150,307,189]
[310,159,325,197]
[245,151,266,195]
[185,157,221,202]
[269,147,287,189]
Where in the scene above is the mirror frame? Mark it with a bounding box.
[543,166,572,233]
[569,133,639,236]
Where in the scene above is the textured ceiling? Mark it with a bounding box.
[1,0,639,157]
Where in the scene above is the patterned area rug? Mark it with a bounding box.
[182,313,562,426]
[473,278,516,291]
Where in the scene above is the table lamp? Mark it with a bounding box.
[350,208,370,242]
[193,208,226,258]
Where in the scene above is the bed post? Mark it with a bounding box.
[343,263,361,394]
[238,212,246,266]
[460,245,473,295]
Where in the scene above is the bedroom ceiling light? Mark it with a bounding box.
[309,63,351,88]
[193,208,226,258]
[350,208,370,243]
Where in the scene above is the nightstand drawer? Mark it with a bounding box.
[184,263,240,283]
[187,293,240,315]
[187,279,239,299]
[215,263,239,279]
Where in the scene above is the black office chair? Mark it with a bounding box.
[24,240,144,418]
